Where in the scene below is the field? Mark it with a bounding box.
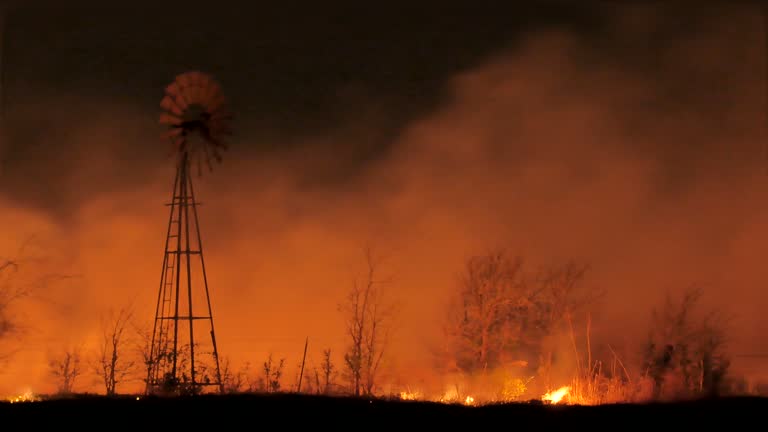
[1,394,766,428]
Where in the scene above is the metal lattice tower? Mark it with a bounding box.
[146,71,232,395]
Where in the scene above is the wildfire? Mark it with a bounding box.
[7,390,41,403]
[435,388,478,406]
[399,391,421,401]
[542,386,571,405]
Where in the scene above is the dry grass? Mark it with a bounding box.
[562,312,647,405]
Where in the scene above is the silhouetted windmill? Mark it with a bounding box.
[146,71,233,395]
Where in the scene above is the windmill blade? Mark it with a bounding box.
[188,84,205,106]
[180,80,196,105]
[166,81,189,110]
[208,147,222,165]
[166,135,185,156]
[184,73,206,104]
[174,91,189,111]
[192,84,206,106]
[160,95,184,117]
[165,81,181,98]
[174,136,187,152]
[161,71,233,171]
[168,95,188,113]
[188,71,204,86]
[206,134,227,148]
[207,135,228,152]
[201,139,215,171]
[159,112,182,126]
[161,128,183,141]
[167,131,185,147]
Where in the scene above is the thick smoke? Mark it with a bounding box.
[1,3,766,395]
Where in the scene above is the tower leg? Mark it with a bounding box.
[188,175,224,393]
[147,151,223,395]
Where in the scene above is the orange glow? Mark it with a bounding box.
[399,391,421,401]
[7,390,40,403]
[0,4,766,401]
[542,386,571,405]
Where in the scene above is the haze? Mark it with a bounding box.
[0,1,766,395]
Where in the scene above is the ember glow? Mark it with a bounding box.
[7,390,40,403]
[542,386,571,405]
[399,391,421,401]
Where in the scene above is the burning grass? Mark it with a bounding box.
[6,390,41,403]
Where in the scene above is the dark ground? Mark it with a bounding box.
[0,394,765,429]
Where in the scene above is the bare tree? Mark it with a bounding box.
[532,261,594,389]
[93,307,136,396]
[133,324,153,387]
[441,248,596,400]
[312,365,322,395]
[643,286,730,400]
[50,347,83,395]
[261,353,285,393]
[0,259,23,349]
[220,357,250,394]
[340,247,395,397]
[1,238,75,360]
[320,348,335,395]
[443,250,531,375]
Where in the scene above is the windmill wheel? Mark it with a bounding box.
[159,71,233,174]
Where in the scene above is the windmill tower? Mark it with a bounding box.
[146,71,232,395]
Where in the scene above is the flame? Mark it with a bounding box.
[7,390,40,403]
[435,388,477,406]
[438,387,459,403]
[399,391,421,401]
[542,386,571,404]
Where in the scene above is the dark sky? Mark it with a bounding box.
[4,2,602,128]
[0,1,608,214]
[2,0,759,214]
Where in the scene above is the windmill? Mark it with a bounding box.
[146,71,232,395]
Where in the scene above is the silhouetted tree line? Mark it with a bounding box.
[1,240,738,401]
[437,248,732,402]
